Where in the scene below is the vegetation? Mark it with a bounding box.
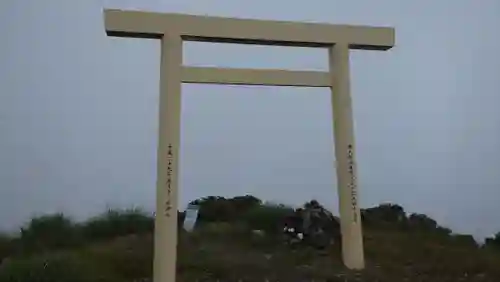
[1,195,500,281]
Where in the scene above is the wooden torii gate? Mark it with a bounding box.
[103,9,395,282]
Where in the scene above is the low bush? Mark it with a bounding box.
[0,251,119,282]
[81,208,153,242]
[18,213,82,254]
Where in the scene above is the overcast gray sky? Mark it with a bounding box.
[1,0,499,239]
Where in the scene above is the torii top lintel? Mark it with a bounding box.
[104,9,395,51]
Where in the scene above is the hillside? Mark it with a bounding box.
[1,195,500,282]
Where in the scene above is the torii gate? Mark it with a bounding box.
[103,9,395,282]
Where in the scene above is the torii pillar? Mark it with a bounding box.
[103,9,395,282]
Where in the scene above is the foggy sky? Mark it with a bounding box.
[1,0,499,240]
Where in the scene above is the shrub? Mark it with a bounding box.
[362,203,407,227]
[0,251,119,282]
[0,233,16,262]
[81,208,153,242]
[408,213,438,230]
[484,232,500,250]
[191,195,263,224]
[240,203,293,235]
[78,234,153,281]
[18,213,81,254]
[449,234,478,248]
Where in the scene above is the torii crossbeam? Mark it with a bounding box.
[103,9,395,282]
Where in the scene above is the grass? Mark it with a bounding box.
[0,196,499,281]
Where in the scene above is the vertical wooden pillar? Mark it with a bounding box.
[329,43,365,270]
[154,33,182,282]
